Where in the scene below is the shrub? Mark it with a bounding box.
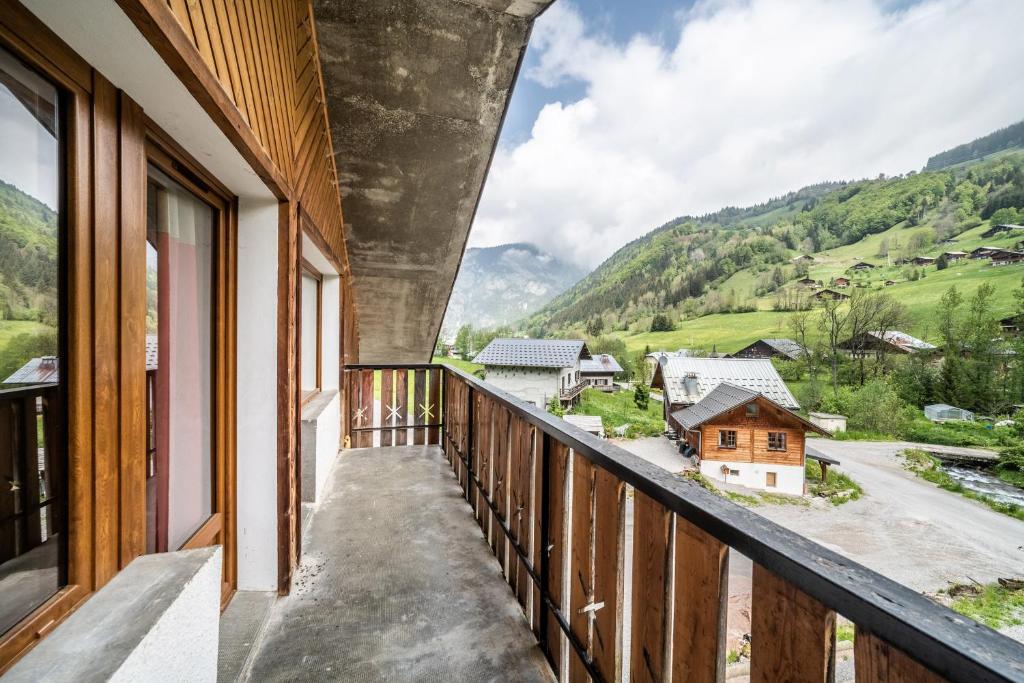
[633,383,650,410]
[820,378,913,436]
[650,313,673,332]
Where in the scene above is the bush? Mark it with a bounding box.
[547,395,564,417]
[772,358,804,382]
[650,313,673,332]
[819,379,913,436]
[634,383,650,410]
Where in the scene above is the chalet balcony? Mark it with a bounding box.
[234,364,1024,682]
[559,380,588,402]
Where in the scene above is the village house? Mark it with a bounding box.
[814,288,850,301]
[651,356,799,427]
[1001,314,1022,335]
[943,251,968,261]
[970,245,1002,259]
[791,254,815,264]
[796,276,818,287]
[833,276,851,288]
[580,353,623,391]
[989,249,1024,266]
[474,338,590,408]
[672,383,828,495]
[730,338,807,361]
[981,223,1024,238]
[848,261,876,271]
[885,279,897,286]
[840,330,938,357]
[911,255,936,266]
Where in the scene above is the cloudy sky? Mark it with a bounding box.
[469,0,1024,268]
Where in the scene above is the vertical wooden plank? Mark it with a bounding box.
[413,369,426,445]
[513,419,534,610]
[119,91,147,566]
[854,629,944,682]
[475,397,491,537]
[276,200,300,594]
[630,491,673,683]
[356,369,373,448]
[532,431,546,637]
[568,453,595,683]
[593,469,625,683]
[506,415,522,596]
[492,407,509,570]
[395,369,408,446]
[92,73,120,588]
[427,368,441,445]
[673,516,729,683]
[380,369,393,447]
[544,440,570,677]
[751,563,836,683]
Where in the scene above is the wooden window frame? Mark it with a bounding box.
[746,403,759,418]
[145,123,237,607]
[767,431,787,452]
[718,429,737,449]
[299,255,323,405]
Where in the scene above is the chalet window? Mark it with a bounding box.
[729,469,740,476]
[766,472,777,487]
[300,258,322,402]
[718,430,737,449]
[746,403,759,418]
[0,44,66,635]
[147,165,215,552]
[767,431,786,451]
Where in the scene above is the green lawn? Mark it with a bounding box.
[0,320,50,346]
[432,356,483,374]
[573,387,664,438]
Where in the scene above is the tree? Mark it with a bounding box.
[935,253,949,270]
[936,286,966,404]
[961,283,1001,412]
[818,296,850,393]
[586,316,604,337]
[454,324,473,360]
[650,314,673,332]
[844,290,909,385]
[789,308,817,375]
[633,383,650,410]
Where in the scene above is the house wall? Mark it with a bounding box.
[484,367,560,408]
[583,373,615,390]
[699,460,804,496]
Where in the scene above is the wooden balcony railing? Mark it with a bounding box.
[346,364,1024,682]
[559,380,588,401]
[0,384,60,565]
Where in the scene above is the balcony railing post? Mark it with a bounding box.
[465,384,474,507]
[536,431,551,659]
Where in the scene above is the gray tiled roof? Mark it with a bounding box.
[580,354,623,374]
[473,338,589,369]
[671,383,758,431]
[4,335,159,384]
[653,356,798,408]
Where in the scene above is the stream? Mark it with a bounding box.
[942,463,1024,507]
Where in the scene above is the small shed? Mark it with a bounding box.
[808,412,847,433]
[924,404,974,423]
[563,414,604,438]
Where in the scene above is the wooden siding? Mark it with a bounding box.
[695,397,808,466]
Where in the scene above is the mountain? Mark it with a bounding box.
[441,243,586,340]
[524,136,1024,339]
[925,119,1024,171]
[0,179,58,322]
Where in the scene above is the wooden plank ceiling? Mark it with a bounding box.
[312,0,553,363]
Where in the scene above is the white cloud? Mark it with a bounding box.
[470,0,1024,268]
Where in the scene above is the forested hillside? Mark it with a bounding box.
[524,146,1024,339]
[925,119,1024,171]
[0,179,59,381]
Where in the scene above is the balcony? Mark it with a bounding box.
[560,380,588,402]
[239,364,1023,682]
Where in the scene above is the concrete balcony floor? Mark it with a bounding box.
[242,445,553,682]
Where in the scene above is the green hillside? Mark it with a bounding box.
[522,135,1024,353]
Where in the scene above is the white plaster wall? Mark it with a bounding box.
[810,415,847,433]
[700,460,805,496]
[235,198,280,591]
[301,391,340,503]
[484,367,560,407]
[112,548,221,683]
[321,276,341,391]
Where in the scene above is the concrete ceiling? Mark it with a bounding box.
[313,0,554,364]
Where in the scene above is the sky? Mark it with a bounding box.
[469,0,1024,268]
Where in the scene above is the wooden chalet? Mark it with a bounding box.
[730,338,807,361]
[0,1,1014,681]
[814,288,850,301]
[791,254,815,263]
[796,276,818,287]
[580,353,624,391]
[848,261,876,271]
[943,251,967,261]
[911,255,936,266]
[990,249,1024,266]
[833,276,851,288]
[885,279,897,286]
[840,330,937,357]
[672,383,828,496]
[981,223,1023,238]
[1001,314,1022,335]
[970,246,1002,259]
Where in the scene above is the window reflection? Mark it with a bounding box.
[0,45,64,635]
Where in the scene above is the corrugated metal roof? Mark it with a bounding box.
[563,414,604,435]
[671,383,758,431]
[4,335,159,384]
[655,356,799,409]
[580,353,623,374]
[869,331,936,351]
[473,338,589,368]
